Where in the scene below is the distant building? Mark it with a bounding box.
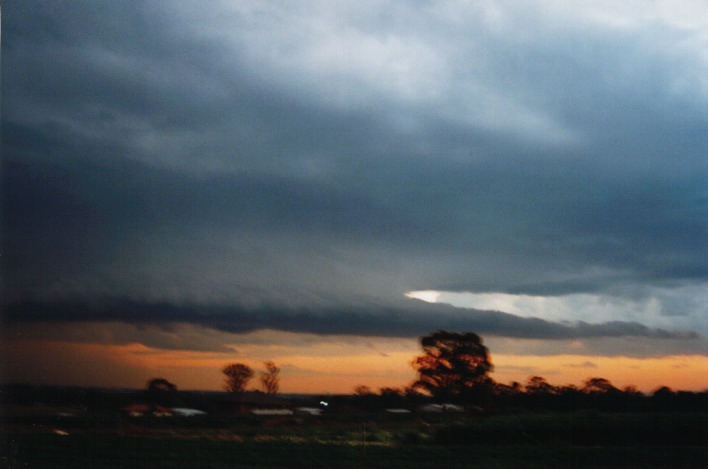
[212,391,292,414]
[294,407,322,416]
[171,407,207,417]
[418,403,464,413]
[122,404,172,417]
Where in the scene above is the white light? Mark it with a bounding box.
[405,290,441,303]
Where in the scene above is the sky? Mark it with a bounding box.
[2,0,707,394]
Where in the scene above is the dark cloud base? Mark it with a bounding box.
[2,1,707,355]
[2,297,697,341]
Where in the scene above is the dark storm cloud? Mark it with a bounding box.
[2,296,697,341]
[2,1,706,346]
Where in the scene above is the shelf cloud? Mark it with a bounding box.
[2,1,706,359]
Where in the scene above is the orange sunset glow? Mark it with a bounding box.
[4,334,706,394]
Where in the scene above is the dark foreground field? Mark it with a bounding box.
[3,411,706,468]
[5,433,706,469]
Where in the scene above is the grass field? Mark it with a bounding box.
[4,433,705,469]
[3,410,706,468]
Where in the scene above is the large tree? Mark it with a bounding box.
[147,377,177,394]
[222,363,254,393]
[146,378,178,406]
[259,361,281,394]
[412,331,493,402]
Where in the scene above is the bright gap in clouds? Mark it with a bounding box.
[405,289,704,333]
[406,290,582,322]
[404,290,441,303]
[407,289,575,318]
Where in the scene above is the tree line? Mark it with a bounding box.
[153,330,704,412]
[348,330,705,412]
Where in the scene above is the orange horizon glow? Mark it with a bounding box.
[3,338,707,394]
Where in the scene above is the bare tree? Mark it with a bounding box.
[353,385,373,396]
[259,361,281,394]
[222,363,254,393]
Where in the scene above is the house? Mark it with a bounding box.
[122,404,172,417]
[385,408,412,414]
[293,407,323,416]
[171,407,207,417]
[418,403,464,413]
[211,391,293,414]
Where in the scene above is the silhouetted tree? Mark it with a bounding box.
[147,378,177,393]
[557,384,580,394]
[652,385,674,397]
[146,378,178,406]
[412,330,493,403]
[581,377,623,410]
[222,363,254,393]
[617,385,645,411]
[651,385,675,411]
[508,381,523,394]
[493,381,523,407]
[403,385,424,398]
[494,381,523,397]
[379,387,405,407]
[351,385,376,410]
[260,361,281,394]
[525,376,557,395]
[354,385,373,396]
[582,377,618,394]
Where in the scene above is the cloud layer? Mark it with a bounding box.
[2,1,706,352]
